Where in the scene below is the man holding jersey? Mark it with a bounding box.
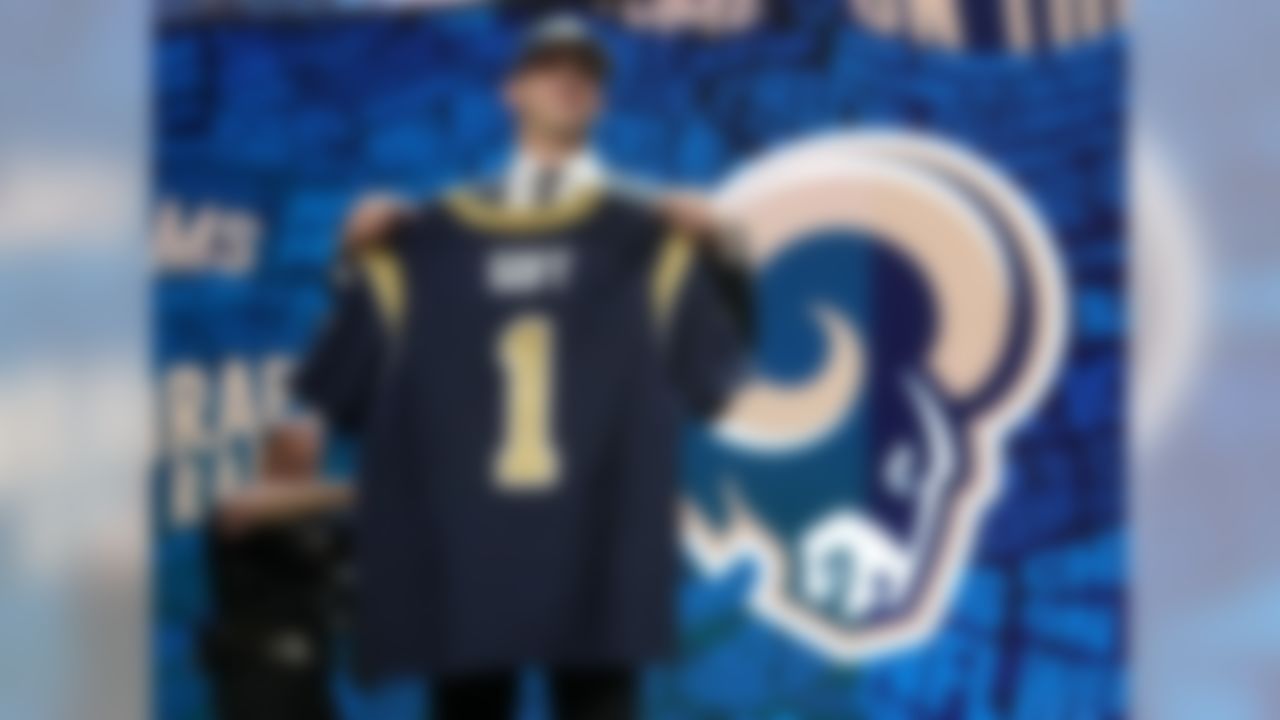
[216,14,751,720]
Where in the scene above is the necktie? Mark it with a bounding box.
[534,167,561,208]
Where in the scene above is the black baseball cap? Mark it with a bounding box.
[511,14,611,80]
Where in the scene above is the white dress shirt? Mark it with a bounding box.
[503,150,609,210]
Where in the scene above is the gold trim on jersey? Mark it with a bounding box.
[444,187,605,234]
[650,231,696,337]
[360,247,407,336]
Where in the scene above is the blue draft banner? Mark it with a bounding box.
[154,1,1125,718]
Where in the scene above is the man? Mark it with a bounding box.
[227,14,751,720]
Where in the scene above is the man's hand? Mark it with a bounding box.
[343,193,413,253]
[658,190,721,238]
[658,189,756,346]
[658,190,750,264]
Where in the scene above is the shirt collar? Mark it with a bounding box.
[505,149,607,209]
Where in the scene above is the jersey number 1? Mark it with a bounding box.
[493,313,560,492]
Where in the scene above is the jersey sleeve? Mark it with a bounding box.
[293,242,407,434]
[651,231,754,419]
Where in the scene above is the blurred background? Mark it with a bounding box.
[0,0,1273,718]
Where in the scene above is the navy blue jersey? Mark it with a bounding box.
[294,187,746,676]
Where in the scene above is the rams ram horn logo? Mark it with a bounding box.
[682,131,1069,662]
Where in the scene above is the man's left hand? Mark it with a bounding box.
[658,190,721,238]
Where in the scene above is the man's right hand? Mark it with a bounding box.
[343,193,413,252]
